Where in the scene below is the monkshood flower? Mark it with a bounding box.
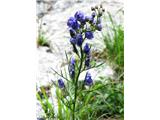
[84,72,93,86]
[69,56,75,79]
[67,17,79,30]
[58,79,65,88]
[54,5,105,119]
[85,16,94,23]
[83,43,90,54]
[74,11,85,22]
[76,34,83,46]
[67,6,105,49]
[97,24,102,31]
[71,56,75,65]
[85,31,94,39]
[70,37,76,44]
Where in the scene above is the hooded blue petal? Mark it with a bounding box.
[76,34,83,46]
[85,31,94,39]
[84,72,93,86]
[83,43,90,54]
[67,17,79,30]
[74,11,85,22]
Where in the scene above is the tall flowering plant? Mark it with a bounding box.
[52,5,105,120]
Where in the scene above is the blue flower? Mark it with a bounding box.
[74,11,85,22]
[69,56,75,78]
[85,31,94,39]
[67,17,79,30]
[76,34,83,46]
[58,79,65,88]
[71,56,75,65]
[85,16,94,23]
[84,72,93,86]
[83,43,90,54]
[70,37,76,44]
[92,19,97,25]
[96,24,102,31]
[80,17,86,25]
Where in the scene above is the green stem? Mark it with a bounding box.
[72,46,83,120]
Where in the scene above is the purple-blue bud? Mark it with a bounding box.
[74,11,85,22]
[85,31,94,39]
[85,16,94,23]
[71,56,75,65]
[58,79,65,88]
[97,24,102,31]
[70,37,76,44]
[67,17,79,30]
[76,34,83,46]
[83,43,90,54]
[84,72,93,86]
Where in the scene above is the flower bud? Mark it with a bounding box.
[85,31,94,39]
[74,11,85,22]
[102,8,105,12]
[91,7,95,11]
[70,37,76,44]
[99,8,103,16]
[83,43,90,54]
[100,4,103,8]
[85,54,91,68]
[84,72,93,86]
[95,5,98,9]
[76,34,83,46]
[96,24,102,31]
[58,79,65,88]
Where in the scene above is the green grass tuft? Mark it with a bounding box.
[37,33,50,47]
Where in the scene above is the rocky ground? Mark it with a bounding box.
[36,0,123,119]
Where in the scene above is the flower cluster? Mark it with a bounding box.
[67,5,105,46]
[58,5,105,88]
